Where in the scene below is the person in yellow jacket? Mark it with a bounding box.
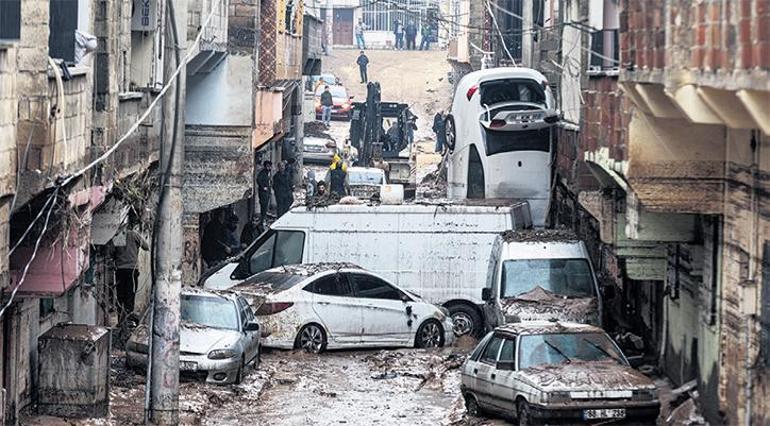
[326,155,350,196]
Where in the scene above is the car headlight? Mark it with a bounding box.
[632,389,657,401]
[546,391,571,403]
[126,341,148,354]
[207,348,238,360]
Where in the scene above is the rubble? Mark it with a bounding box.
[500,228,578,242]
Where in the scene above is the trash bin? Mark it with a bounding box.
[37,324,111,418]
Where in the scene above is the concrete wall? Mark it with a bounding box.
[187,55,254,126]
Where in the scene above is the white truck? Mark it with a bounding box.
[202,201,533,336]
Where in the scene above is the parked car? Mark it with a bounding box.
[303,136,338,164]
[201,202,532,338]
[312,73,341,90]
[315,85,354,120]
[482,229,603,329]
[446,67,559,225]
[324,166,387,199]
[461,321,660,424]
[207,263,455,353]
[126,289,261,385]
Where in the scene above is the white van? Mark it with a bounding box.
[481,229,603,329]
[203,201,532,336]
[445,67,559,227]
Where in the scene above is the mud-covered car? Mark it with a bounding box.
[461,321,659,424]
[208,263,454,353]
[325,166,387,199]
[126,289,261,384]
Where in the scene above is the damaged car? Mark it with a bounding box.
[482,230,603,329]
[211,263,454,353]
[126,289,261,384]
[461,321,660,425]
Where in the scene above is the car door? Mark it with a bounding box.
[475,334,504,409]
[488,337,517,412]
[304,273,364,344]
[463,332,492,393]
[237,296,260,362]
[349,273,414,345]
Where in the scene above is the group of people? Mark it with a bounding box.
[306,155,351,200]
[354,18,435,51]
[257,160,296,226]
[392,19,433,51]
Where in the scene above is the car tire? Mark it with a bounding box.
[296,323,327,354]
[234,356,245,385]
[517,399,532,426]
[415,319,444,349]
[447,303,482,337]
[463,392,483,417]
[445,115,456,152]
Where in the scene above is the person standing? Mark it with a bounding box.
[240,216,261,248]
[405,21,418,50]
[320,85,333,127]
[393,20,404,50]
[356,51,369,83]
[272,161,294,217]
[419,24,432,50]
[432,111,446,153]
[112,221,149,323]
[257,161,273,226]
[355,19,367,49]
[327,159,350,197]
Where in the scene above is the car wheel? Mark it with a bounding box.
[415,319,444,348]
[445,115,456,152]
[464,392,482,417]
[234,356,245,385]
[517,399,532,426]
[296,323,327,354]
[447,304,481,337]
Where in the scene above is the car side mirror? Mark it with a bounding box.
[244,321,260,332]
[481,288,492,302]
[496,361,515,371]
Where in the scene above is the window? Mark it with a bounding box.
[470,333,493,361]
[237,297,255,326]
[518,332,624,370]
[248,231,305,275]
[481,336,503,364]
[49,0,79,62]
[480,79,546,106]
[499,338,516,363]
[500,258,595,299]
[351,274,405,300]
[40,298,55,318]
[362,0,432,33]
[483,127,551,155]
[304,274,354,297]
[181,294,239,330]
[0,0,21,40]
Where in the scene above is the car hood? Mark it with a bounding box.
[129,323,241,355]
[500,287,599,324]
[518,361,656,393]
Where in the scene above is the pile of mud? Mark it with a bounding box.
[501,228,578,242]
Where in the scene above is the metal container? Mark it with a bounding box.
[37,324,111,418]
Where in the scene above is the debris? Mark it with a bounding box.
[500,228,578,242]
[371,371,399,380]
[666,397,707,425]
[671,379,698,396]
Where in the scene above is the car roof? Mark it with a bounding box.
[263,262,365,277]
[181,286,239,301]
[494,321,604,337]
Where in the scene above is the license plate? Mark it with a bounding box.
[583,408,626,420]
[180,361,198,371]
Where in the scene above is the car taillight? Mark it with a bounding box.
[466,84,478,100]
[489,119,506,128]
[255,302,294,316]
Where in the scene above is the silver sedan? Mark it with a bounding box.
[126,289,261,384]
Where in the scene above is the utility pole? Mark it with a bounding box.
[325,0,333,55]
[147,0,186,423]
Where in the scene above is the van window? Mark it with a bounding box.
[501,258,595,299]
[248,230,305,275]
[483,127,551,156]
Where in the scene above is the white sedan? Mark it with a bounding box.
[209,263,455,353]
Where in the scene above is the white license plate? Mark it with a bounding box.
[180,361,198,371]
[583,408,626,419]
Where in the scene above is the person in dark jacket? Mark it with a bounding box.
[328,163,349,197]
[405,21,418,50]
[257,161,272,225]
[202,209,227,267]
[320,85,334,127]
[272,161,294,217]
[356,51,369,83]
[240,216,261,248]
[111,218,149,323]
[393,20,404,50]
[432,111,446,153]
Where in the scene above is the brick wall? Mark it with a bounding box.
[581,77,631,163]
[619,0,666,70]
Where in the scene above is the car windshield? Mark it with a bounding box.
[518,332,625,369]
[501,258,595,298]
[181,294,239,330]
[316,86,347,98]
[349,170,384,185]
[480,79,546,106]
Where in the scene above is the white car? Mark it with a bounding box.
[461,321,660,424]
[445,67,559,226]
[212,263,455,353]
[325,166,387,199]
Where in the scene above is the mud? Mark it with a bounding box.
[521,360,656,392]
[499,287,599,324]
[500,228,578,242]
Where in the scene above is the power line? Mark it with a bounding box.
[485,0,516,66]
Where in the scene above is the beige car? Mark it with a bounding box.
[461,321,660,425]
